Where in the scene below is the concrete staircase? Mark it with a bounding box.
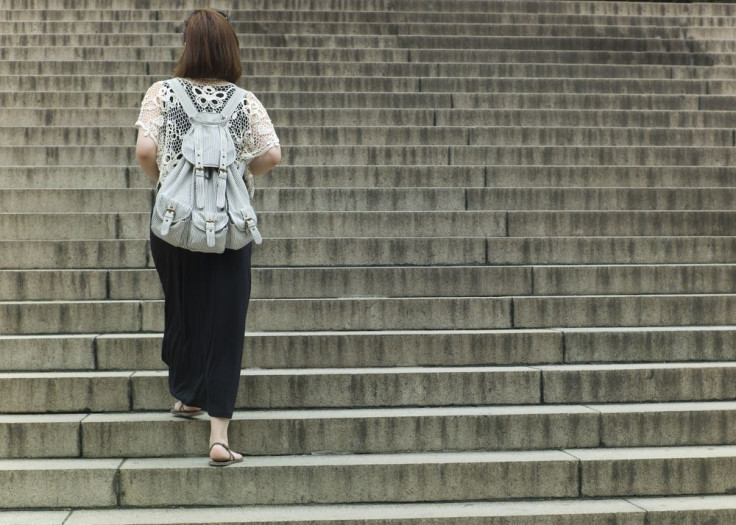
[4,0,736,522]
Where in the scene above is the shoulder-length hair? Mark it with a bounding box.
[173,8,242,83]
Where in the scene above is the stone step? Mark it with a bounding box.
[0,329,563,371]
[0,266,533,301]
[5,165,736,190]
[2,75,726,94]
[0,167,133,189]
[430,77,736,95]
[0,405,597,458]
[4,264,736,301]
[466,187,736,210]
[0,233,714,268]
[0,74,424,93]
[8,126,735,147]
[12,107,736,129]
[10,497,736,525]
[0,499,660,525]
[513,295,736,328]
[2,294,735,334]
[562,326,736,364]
[417,48,736,66]
[0,366,538,412]
[0,237,487,269]
[0,33,718,53]
[0,92,717,111]
[8,165,736,190]
[0,91,455,109]
[437,109,736,128]
[0,166,486,190]
[7,187,736,213]
[0,211,507,240]
[10,44,736,67]
[9,145,736,167]
[10,8,736,26]
[6,326,732,372]
[0,240,149,270]
[529,265,736,295]
[6,211,736,241]
[489,236,736,264]
[505,211,736,237]
[0,189,153,212]
[4,107,440,127]
[5,362,736,413]
[0,45,411,62]
[4,45,736,67]
[8,401,736,459]
[5,0,736,16]
[0,450,578,508]
[0,20,701,38]
[8,444,736,507]
[482,166,736,188]
[6,326,735,372]
[0,188,471,212]
[13,209,736,240]
[0,296,514,333]
[9,60,736,80]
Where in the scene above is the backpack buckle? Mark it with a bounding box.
[160,206,176,235]
[245,217,263,244]
[205,219,216,247]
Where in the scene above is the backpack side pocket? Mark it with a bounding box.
[226,205,262,250]
[150,161,193,248]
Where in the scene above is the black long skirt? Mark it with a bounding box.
[149,229,252,419]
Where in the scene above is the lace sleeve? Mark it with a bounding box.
[134,81,166,145]
[238,90,280,163]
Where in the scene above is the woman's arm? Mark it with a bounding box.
[135,130,160,184]
[247,144,281,176]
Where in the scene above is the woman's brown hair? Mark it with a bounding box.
[173,8,242,83]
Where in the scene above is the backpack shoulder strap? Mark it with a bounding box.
[168,78,198,117]
[220,87,247,121]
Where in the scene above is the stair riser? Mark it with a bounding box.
[79,412,597,457]
[8,127,733,147]
[0,238,486,269]
[1,76,732,93]
[0,21,707,38]
[4,328,734,372]
[5,407,735,459]
[0,369,540,412]
[8,165,736,190]
[6,265,736,301]
[489,237,736,265]
[12,61,736,80]
[0,212,508,240]
[5,0,736,16]
[5,45,736,66]
[0,331,563,371]
[3,296,736,335]
[9,9,736,26]
[0,298,514,334]
[8,145,736,166]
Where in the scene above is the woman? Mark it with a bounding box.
[134,8,281,466]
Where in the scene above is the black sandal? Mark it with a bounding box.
[209,442,244,467]
[170,400,204,418]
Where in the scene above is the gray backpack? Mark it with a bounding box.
[150,78,263,253]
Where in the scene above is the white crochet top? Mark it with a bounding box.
[134,77,280,197]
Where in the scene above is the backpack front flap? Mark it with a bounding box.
[169,78,244,170]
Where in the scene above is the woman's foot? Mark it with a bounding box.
[209,442,243,465]
[170,400,203,417]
